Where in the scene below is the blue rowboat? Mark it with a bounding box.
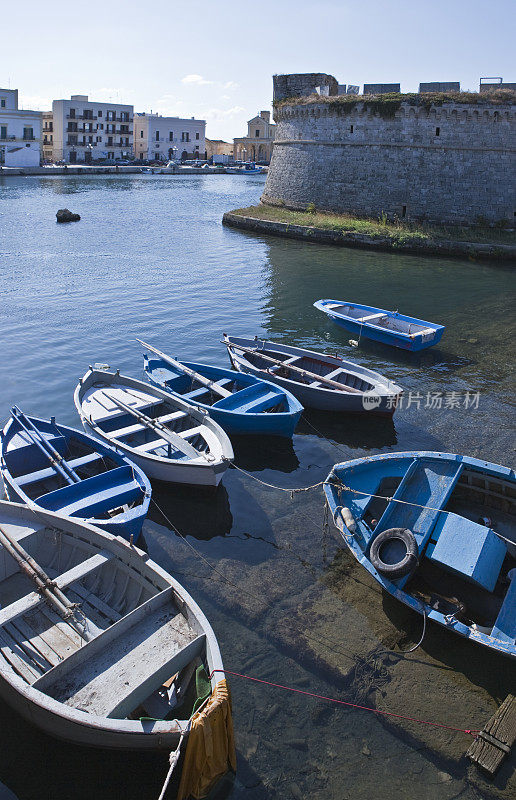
[324,452,516,659]
[314,300,445,351]
[141,343,303,438]
[1,407,151,542]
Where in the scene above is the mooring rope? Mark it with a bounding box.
[157,724,188,800]
[209,668,478,737]
[224,458,326,496]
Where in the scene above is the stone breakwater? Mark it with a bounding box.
[262,97,516,225]
[222,211,516,262]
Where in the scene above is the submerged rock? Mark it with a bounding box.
[56,208,80,223]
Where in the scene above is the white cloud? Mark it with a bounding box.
[181,74,212,85]
[223,81,239,90]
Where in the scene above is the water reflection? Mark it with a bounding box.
[298,409,398,451]
[148,481,234,540]
[232,434,299,474]
[0,175,514,800]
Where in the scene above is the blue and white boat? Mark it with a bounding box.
[1,407,151,542]
[324,452,516,659]
[314,300,445,351]
[223,335,403,416]
[141,340,303,437]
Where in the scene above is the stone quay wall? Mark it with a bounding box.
[262,96,516,225]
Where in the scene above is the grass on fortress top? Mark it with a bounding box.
[273,89,516,118]
[230,205,516,246]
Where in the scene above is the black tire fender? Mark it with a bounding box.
[369,527,419,580]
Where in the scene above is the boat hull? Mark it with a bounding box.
[324,452,516,659]
[74,369,233,488]
[0,502,228,750]
[1,414,151,542]
[144,358,303,437]
[224,337,403,415]
[314,299,445,351]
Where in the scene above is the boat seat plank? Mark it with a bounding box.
[16,452,104,488]
[426,513,507,591]
[178,426,203,440]
[37,467,141,518]
[491,573,516,644]
[0,551,115,628]
[183,387,211,401]
[230,390,280,414]
[68,582,122,624]
[33,588,199,717]
[372,458,464,587]
[110,411,188,440]
[357,313,385,324]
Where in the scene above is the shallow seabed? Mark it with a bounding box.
[0,173,514,800]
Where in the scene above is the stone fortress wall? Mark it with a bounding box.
[262,74,516,225]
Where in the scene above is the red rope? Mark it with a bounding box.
[211,669,478,736]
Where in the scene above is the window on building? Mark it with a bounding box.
[350,125,354,133]
[435,127,440,137]
[0,99,5,108]
[98,110,102,117]
[140,130,143,138]
[139,152,144,160]
[0,126,6,140]
[169,132,173,141]
[96,136,101,142]
[196,132,199,140]
[402,205,407,218]
[23,127,34,141]
[155,131,159,141]
[69,108,75,118]
[155,152,159,160]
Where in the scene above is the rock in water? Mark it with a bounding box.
[56,208,80,223]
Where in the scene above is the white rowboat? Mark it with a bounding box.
[74,368,234,487]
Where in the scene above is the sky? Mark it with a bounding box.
[3,0,515,141]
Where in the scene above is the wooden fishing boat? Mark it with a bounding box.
[314,300,445,351]
[140,339,303,437]
[0,500,231,753]
[74,368,233,487]
[324,452,516,658]
[223,335,403,416]
[1,408,151,543]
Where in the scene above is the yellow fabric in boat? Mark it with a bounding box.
[177,679,236,800]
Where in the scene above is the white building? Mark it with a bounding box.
[42,111,53,163]
[134,113,206,162]
[52,95,134,163]
[0,89,42,167]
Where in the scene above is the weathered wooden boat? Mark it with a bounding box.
[314,300,445,351]
[140,340,303,437]
[74,368,233,487]
[1,407,151,543]
[324,452,516,658]
[0,500,233,759]
[223,335,403,416]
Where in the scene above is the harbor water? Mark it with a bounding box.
[0,173,514,799]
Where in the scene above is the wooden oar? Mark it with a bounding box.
[222,340,361,394]
[11,407,80,484]
[137,339,232,399]
[99,391,206,461]
[0,523,91,640]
